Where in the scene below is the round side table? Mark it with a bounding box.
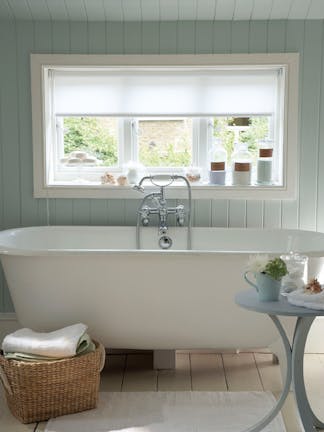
[235,289,324,432]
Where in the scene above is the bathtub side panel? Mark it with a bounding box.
[0,253,283,350]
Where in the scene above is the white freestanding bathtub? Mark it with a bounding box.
[0,226,324,351]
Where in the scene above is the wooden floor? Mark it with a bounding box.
[1,351,324,431]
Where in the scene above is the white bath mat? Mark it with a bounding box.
[45,391,286,432]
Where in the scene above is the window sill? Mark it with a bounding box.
[35,182,296,200]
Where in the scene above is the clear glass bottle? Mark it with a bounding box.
[257,139,273,185]
[209,137,227,185]
[280,252,308,294]
[231,141,252,185]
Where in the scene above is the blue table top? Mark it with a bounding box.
[235,289,324,317]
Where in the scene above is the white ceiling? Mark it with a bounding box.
[0,0,324,21]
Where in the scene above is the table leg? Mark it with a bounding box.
[292,316,324,431]
[243,315,292,432]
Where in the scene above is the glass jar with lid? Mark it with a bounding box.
[257,139,273,185]
[209,137,227,185]
[231,141,252,185]
[280,252,308,294]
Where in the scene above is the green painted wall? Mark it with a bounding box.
[0,19,323,312]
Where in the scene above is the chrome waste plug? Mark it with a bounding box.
[159,235,173,249]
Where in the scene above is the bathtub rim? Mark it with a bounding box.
[0,226,324,257]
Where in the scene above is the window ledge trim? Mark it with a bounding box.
[35,184,297,200]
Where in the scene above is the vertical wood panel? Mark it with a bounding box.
[142,22,159,54]
[246,201,263,228]
[249,21,267,53]
[0,21,21,230]
[281,200,299,229]
[316,21,324,232]
[0,24,4,309]
[159,22,177,54]
[88,21,106,53]
[16,22,37,227]
[263,201,282,228]
[231,21,250,53]
[299,21,322,230]
[106,22,124,54]
[228,200,246,227]
[72,199,91,225]
[70,22,88,53]
[212,21,231,53]
[177,22,196,54]
[0,16,18,328]
[124,200,141,225]
[267,20,286,52]
[211,199,229,227]
[54,199,73,225]
[124,22,142,54]
[90,200,109,225]
[34,21,52,52]
[193,199,212,227]
[107,200,126,225]
[195,21,213,54]
[52,21,70,53]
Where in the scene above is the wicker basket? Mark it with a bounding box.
[0,340,105,423]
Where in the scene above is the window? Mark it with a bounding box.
[31,54,299,199]
[137,118,193,168]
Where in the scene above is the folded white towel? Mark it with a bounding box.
[2,323,88,358]
[287,289,324,310]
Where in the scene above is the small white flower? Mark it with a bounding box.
[246,254,270,273]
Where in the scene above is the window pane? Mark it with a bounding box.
[61,117,118,167]
[213,116,270,164]
[137,118,192,167]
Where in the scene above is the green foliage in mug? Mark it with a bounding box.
[263,258,288,281]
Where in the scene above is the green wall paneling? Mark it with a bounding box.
[211,199,229,227]
[231,21,250,53]
[1,20,324,311]
[246,201,264,228]
[88,22,106,54]
[299,21,322,230]
[177,21,196,54]
[264,201,282,229]
[142,22,159,54]
[90,200,109,225]
[159,22,177,54]
[228,200,246,228]
[106,22,124,54]
[1,20,21,230]
[249,21,267,53]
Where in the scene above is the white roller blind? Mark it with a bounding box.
[52,67,280,116]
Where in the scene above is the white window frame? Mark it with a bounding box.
[31,53,299,199]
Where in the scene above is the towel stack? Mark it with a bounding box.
[1,323,95,361]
